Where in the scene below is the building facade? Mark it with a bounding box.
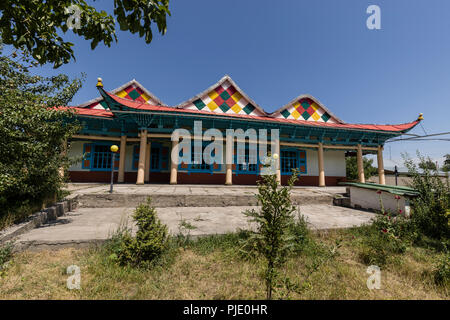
[64,75,421,186]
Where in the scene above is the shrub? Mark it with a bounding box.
[113,198,169,267]
[359,230,405,266]
[433,252,450,286]
[0,241,13,277]
[359,209,411,266]
[404,153,450,241]
[0,241,13,266]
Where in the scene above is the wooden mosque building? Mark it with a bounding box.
[63,75,422,186]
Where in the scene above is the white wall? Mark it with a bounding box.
[304,148,346,176]
[350,187,411,216]
[305,149,319,176]
[324,149,346,176]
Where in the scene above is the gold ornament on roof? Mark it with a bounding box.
[96,77,103,88]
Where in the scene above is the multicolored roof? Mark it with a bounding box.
[77,79,164,109]
[270,95,343,124]
[71,90,419,134]
[177,75,266,117]
[66,75,422,134]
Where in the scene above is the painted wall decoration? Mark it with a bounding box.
[182,79,265,116]
[274,97,338,123]
[79,76,344,124]
[115,85,157,104]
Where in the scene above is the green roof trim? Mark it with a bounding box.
[339,182,419,196]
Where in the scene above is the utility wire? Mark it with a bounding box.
[387,138,450,143]
[419,122,428,135]
[386,131,450,143]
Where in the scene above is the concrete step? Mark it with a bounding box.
[77,192,334,208]
[333,195,351,207]
[1,197,77,245]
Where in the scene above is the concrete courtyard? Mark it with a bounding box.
[15,205,376,250]
[13,183,377,250]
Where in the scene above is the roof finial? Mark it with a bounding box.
[96,77,103,88]
[417,113,424,121]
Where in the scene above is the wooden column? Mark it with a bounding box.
[118,135,127,183]
[136,129,147,185]
[357,144,365,183]
[170,138,179,185]
[275,141,281,184]
[225,135,233,185]
[225,164,233,185]
[59,139,67,178]
[145,141,151,182]
[377,145,386,185]
[318,142,325,187]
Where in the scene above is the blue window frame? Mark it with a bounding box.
[132,145,139,171]
[150,143,169,172]
[132,144,170,172]
[82,143,119,171]
[280,149,307,175]
[150,146,161,171]
[179,143,221,174]
[234,144,259,175]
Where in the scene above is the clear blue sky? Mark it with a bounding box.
[27,0,450,168]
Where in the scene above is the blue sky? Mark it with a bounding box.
[23,0,450,169]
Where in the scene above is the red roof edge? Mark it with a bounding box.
[63,91,421,134]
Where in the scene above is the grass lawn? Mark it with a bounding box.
[0,227,448,300]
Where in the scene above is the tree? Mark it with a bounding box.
[442,154,450,172]
[242,173,298,300]
[0,0,170,68]
[0,45,82,228]
[345,156,378,181]
[418,159,437,171]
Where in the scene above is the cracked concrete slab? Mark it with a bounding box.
[14,204,376,250]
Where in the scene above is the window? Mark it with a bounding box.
[234,145,258,175]
[92,145,112,170]
[280,149,307,175]
[132,144,169,172]
[132,145,140,170]
[179,143,221,173]
[150,144,169,172]
[190,144,211,172]
[82,143,119,171]
[150,147,160,171]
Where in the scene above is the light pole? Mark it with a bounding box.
[394,165,399,186]
[109,145,119,193]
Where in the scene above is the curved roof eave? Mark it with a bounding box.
[76,79,166,108]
